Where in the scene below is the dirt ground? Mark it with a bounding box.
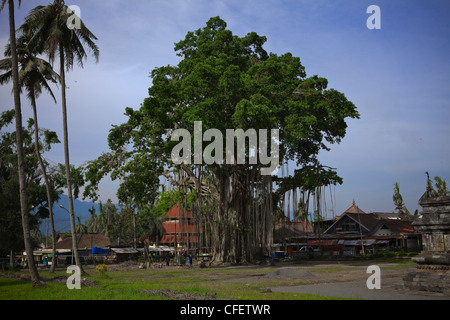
[260,260,450,300]
[180,259,450,300]
[122,258,450,299]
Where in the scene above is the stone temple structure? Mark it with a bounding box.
[403,195,450,294]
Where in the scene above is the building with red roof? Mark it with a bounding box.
[323,201,422,254]
[160,203,202,248]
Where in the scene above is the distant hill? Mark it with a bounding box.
[39,194,100,233]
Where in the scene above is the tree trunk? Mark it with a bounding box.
[8,0,43,286]
[211,172,237,264]
[30,91,57,273]
[173,165,273,265]
[10,250,13,271]
[59,41,84,274]
[133,210,137,250]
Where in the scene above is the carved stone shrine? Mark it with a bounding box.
[403,195,450,294]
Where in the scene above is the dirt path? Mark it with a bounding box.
[267,262,450,300]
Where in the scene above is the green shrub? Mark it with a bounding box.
[96,264,108,274]
[406,252,419,257]
[382,252,395,257]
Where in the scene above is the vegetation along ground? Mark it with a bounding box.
[0,259,417,300]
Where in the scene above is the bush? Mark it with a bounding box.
[371,251,419,258]
[382,252,396,257]
[406,251,419,257]
[96,264,108,274]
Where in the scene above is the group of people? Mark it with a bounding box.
[164,249,194,267]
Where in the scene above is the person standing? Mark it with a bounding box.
[165,253,170,266]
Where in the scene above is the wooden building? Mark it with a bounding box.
[159,203,202,250]
[322,203,422,255]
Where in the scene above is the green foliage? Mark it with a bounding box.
[0,109,14,129]
[21,0,99,70]
[83,17,359,262]
[85,16,358,201]
[368,251,419,258]
[424,172,449,197]
[434,176,448,196]
[0,111,61,255]
[75,198,131,241]
[136,189,196,244]
[393,182,403,208]
[151,189,194,216]
[0,31,60,103]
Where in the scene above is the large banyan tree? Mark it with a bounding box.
[84,17,359,263]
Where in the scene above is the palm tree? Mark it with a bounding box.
[75,216,87,234]
[85,207,104,234]
[22,0,99,273]
[393,182,411,218]
[97,200,117,237]
[0,32,61,273]
[393,182,404,215]
[434,176,448,196]
[1,0,43,286]
[425,172,437,198]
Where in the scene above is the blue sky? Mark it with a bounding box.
[1,0,449,217]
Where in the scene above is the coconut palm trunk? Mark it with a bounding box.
[6,0,42,286]
[58,42,84,273]
[29,87,58,272]
[1,19,60,277]
[21,0,99,273]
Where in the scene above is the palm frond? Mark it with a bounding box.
[1,32,60,103]
[21,0,99,70]
[0,69,13,86]
[1,0,21,12]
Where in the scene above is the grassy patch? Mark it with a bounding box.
[0,277,151,300]
[1,260,409,300]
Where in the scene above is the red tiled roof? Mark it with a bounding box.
[160,235,200,244]
[333,202,365,220]
[343,204,365,214]
[163,220,201,234]
[159,204,202,244]
[165,203,193,219]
